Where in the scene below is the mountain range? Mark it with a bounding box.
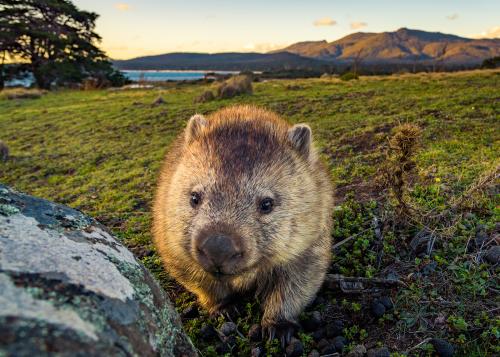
[113,28,500,71]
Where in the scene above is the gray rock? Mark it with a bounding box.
[0,184,196,357]
[484,246,500,264]
[367,346,390,357]
[220,321,237,336]
[347,344,367,357]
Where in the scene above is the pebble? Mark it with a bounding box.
[302,310,322,331]
[347,344,367,357]
[367,346,390,357]
[474,230,489,248]
[430,338,454,357]
[484,246,500,264]
[379,296,394,310]
[248,324,261,342]
[371,301,386,318]
[320,344,336,355]
[181,305,198,319]
[421,261,437,276]
[312,328,325,341]
[332,335,347,352]
[251,346,263,357]
[285,338,304,357]
[215,342,229,354]
[220,321,237,336]
[325,319,344,337]
[199,324,218,341]
[224,335,237,346]
[317,339,329,351]
[308,350,320,357]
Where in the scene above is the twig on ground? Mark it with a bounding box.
[405,337,432,354]
[332,227,372,250]
[324,274,407,294]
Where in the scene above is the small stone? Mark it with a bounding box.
[475,230,489,248]
[220,321,237,336]
[347,344,367,357]
[332,335,347,352]
[371,301,386,318]
[248,324,261,342]
[285,338,304,357]
[224,335,237,346]
[385,270,400,281]
[421,261,437,276]
[312,328,324,341]
[200,324,218,341]
[325,319,344,337]
[379,296,394,310]
[181,305,198,319]
[484,246,500,264]
[430,338,454,357]
[317,339,329,350]
[251,346,263,357]
[151,96,166,106]
[308,350,320,357]
[320,344,336,355]
[302,310,322,331]
[367,346,390,357]
[215,342,229,354]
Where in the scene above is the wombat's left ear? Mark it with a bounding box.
[185,114,207,143]
[288,124,314,161]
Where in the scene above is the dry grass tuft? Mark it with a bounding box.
[216,75,253,99]
[2,88,47,100]
[379,123,422,216]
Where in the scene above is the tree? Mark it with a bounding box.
[0,0,126,89]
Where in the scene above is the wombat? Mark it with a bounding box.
[0,140,9,161]
[153,105,333,345]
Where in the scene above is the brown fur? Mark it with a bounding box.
[153,105,333,332]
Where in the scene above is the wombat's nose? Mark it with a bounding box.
[196,234,243,274]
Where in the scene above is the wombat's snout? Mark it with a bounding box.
[195,233,244,276]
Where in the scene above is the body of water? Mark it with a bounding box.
[121,70,238,82]
[5,70,239,87]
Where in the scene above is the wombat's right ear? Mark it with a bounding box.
[185,114,207,143]
[288,124,314,161]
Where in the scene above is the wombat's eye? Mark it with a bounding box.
[190,192,202,208]
[259,197,274,214]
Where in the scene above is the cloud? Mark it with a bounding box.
[350,21,367,30]
[313,17,337,27]
[473,26,500,39]
[243,42,286,52]
[114,3,131,11]
[446,13,459,20]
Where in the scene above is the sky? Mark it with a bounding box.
[73,0,500,59]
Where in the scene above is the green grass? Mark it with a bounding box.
[1,70,499,356]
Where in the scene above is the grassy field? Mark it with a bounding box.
[0,70,499,356]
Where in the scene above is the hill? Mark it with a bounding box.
[277,28,500,64]
[113,29,500,72]
[113,51,327,71]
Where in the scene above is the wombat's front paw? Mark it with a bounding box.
[261,320,298,348]
[208,295,241,318]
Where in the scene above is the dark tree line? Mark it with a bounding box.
[0,0,127,89]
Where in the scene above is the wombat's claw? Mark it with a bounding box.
[262,321,296,348]
[210,299,240,319]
